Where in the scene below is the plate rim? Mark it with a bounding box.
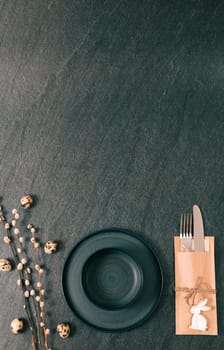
[62,227,163,332]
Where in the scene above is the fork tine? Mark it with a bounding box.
[180,214,183,236]
[183,213,186,236]
[184,214,186,236]
[189,213,192,237]
[186,214,189,237]
[180,212,192,251]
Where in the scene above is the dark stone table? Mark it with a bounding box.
[0,0,224,349]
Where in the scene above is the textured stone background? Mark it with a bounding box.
[0,0,224,349]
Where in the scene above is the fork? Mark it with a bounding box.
[180,213,192,251]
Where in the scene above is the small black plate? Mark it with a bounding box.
[62,229,163,331]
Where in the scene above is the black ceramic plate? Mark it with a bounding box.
[62,229,163,331]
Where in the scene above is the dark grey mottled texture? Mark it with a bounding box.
[0,0,224,349]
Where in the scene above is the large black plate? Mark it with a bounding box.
[62,229,163,331]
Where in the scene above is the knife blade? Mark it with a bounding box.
[193,205,205,251]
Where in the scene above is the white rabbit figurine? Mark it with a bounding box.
[189,298,211,331]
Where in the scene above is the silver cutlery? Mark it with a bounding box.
[180,213,192,251]
[193,205,205,252]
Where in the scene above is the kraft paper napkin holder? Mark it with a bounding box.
[174,236,218,335]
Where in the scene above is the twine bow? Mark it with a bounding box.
[175,277,216,306]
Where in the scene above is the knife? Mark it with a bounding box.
[193,205,205,251]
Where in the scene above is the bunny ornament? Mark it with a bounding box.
[189,299,211,331]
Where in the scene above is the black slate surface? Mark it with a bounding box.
[1,0,224,349]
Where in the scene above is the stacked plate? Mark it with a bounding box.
[63,229,163,331]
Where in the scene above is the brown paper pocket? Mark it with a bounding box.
[174,236,217,335]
